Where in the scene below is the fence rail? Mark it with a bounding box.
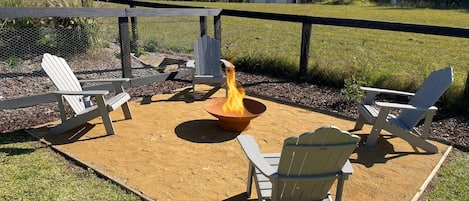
[0,7,222,18]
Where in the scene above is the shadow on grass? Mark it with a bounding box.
[0,131,37,155]
[0,130,37,145]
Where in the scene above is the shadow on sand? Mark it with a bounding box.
[351,132,434,168]
[175,119,240,143]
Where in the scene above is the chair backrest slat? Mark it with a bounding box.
[41,53,85,114]
[193,35,222,77]
[399,67,453,128]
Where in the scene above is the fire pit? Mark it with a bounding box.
[203,97,266,132]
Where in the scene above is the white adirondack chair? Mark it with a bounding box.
[186,35,230,96]
[237,126,360,201]
[354,67,453,153]
[41,53,133,135]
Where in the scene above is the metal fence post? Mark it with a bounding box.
[200,16,207,37]
[130,1,138,53]
[299,22,312,79]
[118,17,132,78]
[214,15,222,42]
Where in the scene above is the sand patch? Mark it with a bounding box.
[29,85,449,201]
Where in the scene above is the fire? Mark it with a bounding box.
[221,61,245,116]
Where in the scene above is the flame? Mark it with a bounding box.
[222,61,245,116]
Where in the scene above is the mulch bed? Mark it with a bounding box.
[0,51,468,150]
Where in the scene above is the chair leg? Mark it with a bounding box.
[101,113,115,135]
[96,96,115,135]
[353,114,366,130]
[192,82,196,97]
[335,176,346,201]
[365,108,389,148]
[246,162,254,198]
[366,123,383,148]
[121,102,133,119]
[223,82,228,97]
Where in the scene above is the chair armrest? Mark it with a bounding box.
[237,135,276,177]
[361,87,415,97]
[360,86,415,105]
[220,59,233,68]
[375,101,438,111]
[78,78,130,83]
[53,90,109,96]
[341,160,353,175]
[185,60,195,68]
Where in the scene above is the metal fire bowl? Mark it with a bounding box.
[203,97,267,132]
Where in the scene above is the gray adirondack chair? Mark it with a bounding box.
[354,67,453,153]
[237,126,360,201]
[41,53,132,135]
[186,35,229,96]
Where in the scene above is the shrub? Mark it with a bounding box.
[341,75,368,101]
[144,39,159,52]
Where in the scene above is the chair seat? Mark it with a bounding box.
[106,92,131,111]
[357,104,379,124]
[193,75,226,84]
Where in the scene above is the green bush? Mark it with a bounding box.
[144,39,159,52]
[341,75,368,101]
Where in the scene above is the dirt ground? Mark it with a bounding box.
[28,85,449,201]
